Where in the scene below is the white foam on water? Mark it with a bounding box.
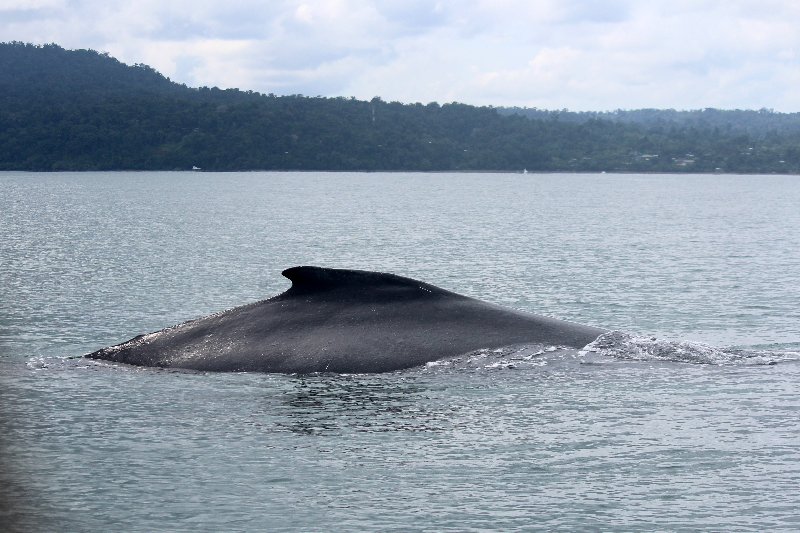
[420,344,565,373]
[26,354,118,371]
[582,330,800,365]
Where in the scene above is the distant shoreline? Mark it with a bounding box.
[3,169,798,176]
[4,42,800,175]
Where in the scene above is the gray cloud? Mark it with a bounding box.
[2,0,799,110]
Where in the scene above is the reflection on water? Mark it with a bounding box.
[277,374,452,434]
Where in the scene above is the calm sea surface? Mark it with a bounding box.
[1,171,799,531]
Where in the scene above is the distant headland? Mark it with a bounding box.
[2,41,799,173]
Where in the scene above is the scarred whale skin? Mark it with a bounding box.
[85,266,606,373]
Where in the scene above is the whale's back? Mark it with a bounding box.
[86,266,605,373]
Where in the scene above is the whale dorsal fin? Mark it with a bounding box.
[281,266,452,297]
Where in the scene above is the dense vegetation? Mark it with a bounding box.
[2,42,799,173]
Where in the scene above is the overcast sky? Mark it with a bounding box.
[3,0,799,111]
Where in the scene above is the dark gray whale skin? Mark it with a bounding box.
[85,266,606,373]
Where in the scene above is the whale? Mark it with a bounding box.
[85,266,606,373]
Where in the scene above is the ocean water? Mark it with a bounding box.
[1,171,799,531]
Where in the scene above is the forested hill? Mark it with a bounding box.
[498,107,800,139]
[2,41,799,173]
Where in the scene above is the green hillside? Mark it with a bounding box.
[2,42,799,173]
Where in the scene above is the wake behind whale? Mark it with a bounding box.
[85,266,606,373]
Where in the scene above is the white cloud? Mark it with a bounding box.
[0,0,64,8]
[2,0,800,110]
